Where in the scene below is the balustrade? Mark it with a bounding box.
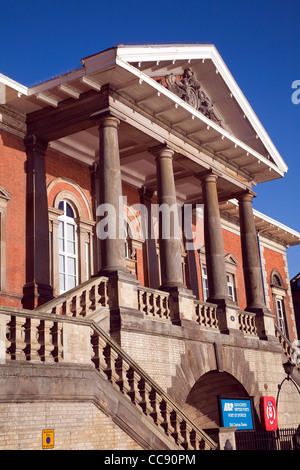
[6,314,63,362]
[137,287,170,321]
[36,276,109,317]
[238,311,257,336]
[194,300,218,329]
[275,325,300,370]
[89,325,217,450]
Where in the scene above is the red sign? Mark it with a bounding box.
[260,396,278,431]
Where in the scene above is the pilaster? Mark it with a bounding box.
[22,135,53,309]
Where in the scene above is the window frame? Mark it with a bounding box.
[48,186,95,297]
[270,269,289,338]
[58,200,79,294]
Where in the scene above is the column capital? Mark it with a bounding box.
[90,110,120,128]
[138,185,154,202]
[236,189,257,203]
[148,144,174,159]
[24,134,48,153]
[195,168,222,183]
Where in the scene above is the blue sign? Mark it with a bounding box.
[220,398,254,430]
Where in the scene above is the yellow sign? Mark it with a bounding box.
[42,429,54,449]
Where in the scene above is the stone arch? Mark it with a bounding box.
[182,370,255,430]
[167,340,261,429]
[270,269,285,289]
[47,177,93,220]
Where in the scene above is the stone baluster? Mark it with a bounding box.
[149,389,164,427]
[39,320,55,362]
[138,379,153,416]
[103,345,119,385]
[160,401,175,437]
[91,333,108,377]
[127,368,143,410]
[115,356,131,398]
[6,316,26,360]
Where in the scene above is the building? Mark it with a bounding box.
[291,273,300,340]
[0,44,299,450]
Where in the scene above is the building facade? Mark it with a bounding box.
[0,44,299,450]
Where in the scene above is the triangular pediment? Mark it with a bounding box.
[0,185,12,201]
[1,43,288,184]
[225,253,239,266]
[115,44,288,180]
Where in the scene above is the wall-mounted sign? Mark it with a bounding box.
[219,397,254,430]
[42,429,54,449]
[260,396,278,431]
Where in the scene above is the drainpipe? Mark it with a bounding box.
[257,232,266,305]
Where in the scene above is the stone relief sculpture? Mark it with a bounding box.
[162,68,221,124]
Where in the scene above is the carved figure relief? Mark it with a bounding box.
[160,68,221,124]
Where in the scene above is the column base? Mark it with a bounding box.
[159,285,196,325]
[98,266,137,283]
[22,282,54,310]
[245,305,276,340]
[208,297,242,336]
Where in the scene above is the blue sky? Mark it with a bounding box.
[1,0,299,278]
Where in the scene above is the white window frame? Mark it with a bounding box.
[58,200,79,294]
[226,272,236,302]
[201,265,209,301]
[270,270,289,339]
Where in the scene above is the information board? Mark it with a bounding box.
[42,429,54,449]
[219,397,254,430]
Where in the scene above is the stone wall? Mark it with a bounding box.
[117,313,300,429]
[0,401,142,450]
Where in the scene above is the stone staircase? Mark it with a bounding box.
[1,276,218,450]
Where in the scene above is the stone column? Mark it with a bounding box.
[138,186,160,289]
[199,171,229,304]
[22,135,53,309]
[238,191,275,339]
[238,191,266,310]
[152,145,184,290]
[96,114,128,276]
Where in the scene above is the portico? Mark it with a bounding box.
[13,44,289,338]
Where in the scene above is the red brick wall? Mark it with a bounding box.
[222,228,247,311]
[0,130,26,307]
[263,246,295,340]
[46,149,92,214]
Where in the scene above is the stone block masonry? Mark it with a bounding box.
[0,402,142,450]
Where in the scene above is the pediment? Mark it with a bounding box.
[154,68,224,127]
[116,44,288,179]
[1,43,288,184]
[225,253,239,266]
[0,185,12,202]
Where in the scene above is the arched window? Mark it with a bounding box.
[58,200,78,293]
[270,270,288,337]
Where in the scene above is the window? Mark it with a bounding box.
[0,186,12,292]
[202,266,209,301]
[270,269,289,338]
[58,200,78,293]
[226,272,236,302]
[124,221,137,275]
[276,298,286,335]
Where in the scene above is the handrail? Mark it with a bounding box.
[274,324,300,370]
[2,307,217,450]
[35,276,109,317]
[90,320,217,449]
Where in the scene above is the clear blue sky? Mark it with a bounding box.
[1,0,299,278]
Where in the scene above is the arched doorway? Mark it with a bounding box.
[182,370,260,430]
